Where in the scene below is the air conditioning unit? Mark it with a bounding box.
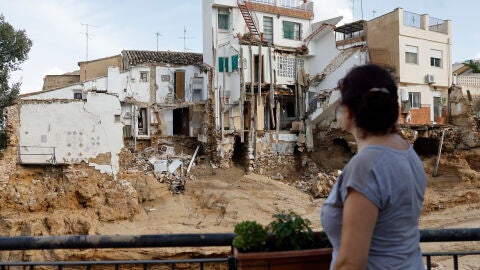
[425,74,435,84]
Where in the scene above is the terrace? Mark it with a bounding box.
[403,10,449,34]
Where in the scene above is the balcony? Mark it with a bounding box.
[335,20,366,49]
[245,0,314,20]
[403,10,449,35]
[1,229,479,269]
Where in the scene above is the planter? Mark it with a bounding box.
[234,247,333,270]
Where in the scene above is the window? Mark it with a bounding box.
[218,9,230,30]
[430,49,442,68]
[263,16,273,44]
[409,92,421,108]
[73,90,83,100]
[140,71,149,82]
[283,21,301,40]
[218,57,229,72]
[405,45,418,64]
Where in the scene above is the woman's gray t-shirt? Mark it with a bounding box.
[321,145,426,269]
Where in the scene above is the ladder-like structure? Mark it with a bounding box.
[237,0,260,39]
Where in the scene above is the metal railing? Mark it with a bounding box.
[429,16,448,34]
[403,10,422,29]
[247,0,313,12]
[0,229,478,270]
[18,145,56,165]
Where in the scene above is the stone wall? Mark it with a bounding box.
[0,105,20,190]
[250,132,298,174]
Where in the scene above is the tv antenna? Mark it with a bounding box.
[155,32,162,51]
[81,23,96,61]
[178,26,195,52]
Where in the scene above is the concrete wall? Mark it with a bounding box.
[367,9,399,74]
[19,92,124,175]
[43,75,80,91]
[79,55,123,82]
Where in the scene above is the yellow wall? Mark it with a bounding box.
[79,55,122,82]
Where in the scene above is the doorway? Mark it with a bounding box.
[173,107,190,136]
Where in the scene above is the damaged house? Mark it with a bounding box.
[202,1,452,172]
[203,0,320,172]
[17,51,210,175]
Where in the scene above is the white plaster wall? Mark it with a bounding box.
[304,28,339,75]
[155,65,207,104]
[84,77,108,92]
[126,67,151,103]
[19,92,124,175]
[22,84,83,100]
[313,51,368,96]
[399,35,451,87]
[400,83,448,122]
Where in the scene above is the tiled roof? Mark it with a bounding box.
[122,50,203,66]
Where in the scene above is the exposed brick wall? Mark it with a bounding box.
[43,75,80,90]
[245,2,313,20]
[409,106,431,124]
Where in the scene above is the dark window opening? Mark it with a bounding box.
[232,135,245,167]
[254,55,264,83]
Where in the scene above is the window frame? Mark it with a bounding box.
[409,92,421,108]
[405,45,418,65]
[140,71,149,83]
[283,21,301,40]
[263,16,274,44]
[430,49,442,68]
[218,9,230,31]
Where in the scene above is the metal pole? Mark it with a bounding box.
[432,129,445,177]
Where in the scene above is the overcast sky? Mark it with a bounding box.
[1,0,479,94]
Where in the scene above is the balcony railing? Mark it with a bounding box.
[0,229,479,270]
[429,16,448,34]
[247,0,313,12]
[403,10,422,28]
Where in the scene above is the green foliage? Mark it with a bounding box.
[268,211,314,251]
[0,14,32,125]
[233,221,268,252]
[233,211,330,253]
[466,60,480,74]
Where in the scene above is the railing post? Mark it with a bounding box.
[426,256,431,270]
[453,255,458,270]
[228,256,237,270]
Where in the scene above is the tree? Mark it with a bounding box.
[0,14,32,118]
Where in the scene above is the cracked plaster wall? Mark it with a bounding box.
[19,92,123,175]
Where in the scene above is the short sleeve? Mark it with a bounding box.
[339,158,386,209]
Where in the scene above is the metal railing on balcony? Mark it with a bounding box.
[18,145,56,165]
[403,10,422,29]
[247,0,313,12]
[429,16,448,34]
[0,229,478,270]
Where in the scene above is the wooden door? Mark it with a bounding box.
[175,70,185,100]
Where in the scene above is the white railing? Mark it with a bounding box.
[457,75,480,87]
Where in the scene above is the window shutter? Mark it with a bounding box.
[218,57,224,72]
[232,55,239,71]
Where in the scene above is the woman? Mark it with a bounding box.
[321,64,426,269]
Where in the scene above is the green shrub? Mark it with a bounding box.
[233,211,331,253]
[233,221,268,252]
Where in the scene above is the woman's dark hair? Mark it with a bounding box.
[339,64,398,136]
